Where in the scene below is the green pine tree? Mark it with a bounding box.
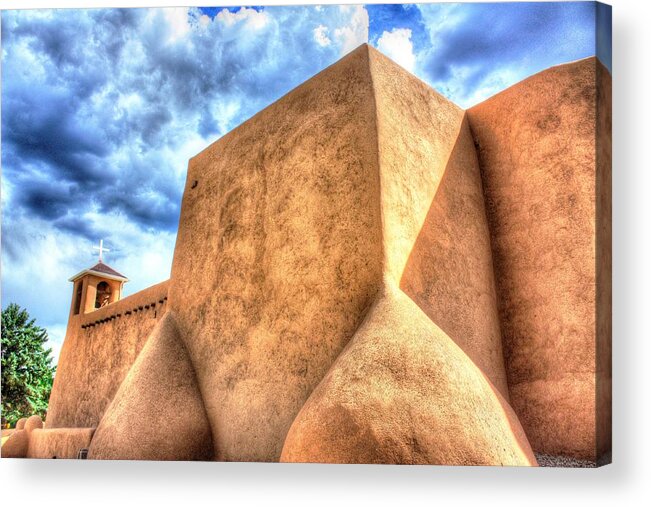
[1,303,56,427]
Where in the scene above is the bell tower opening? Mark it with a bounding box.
[95,281,111,309]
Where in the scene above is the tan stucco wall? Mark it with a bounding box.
[467,57,611,460]
[1,429,29,458]
[46,280,170,428]
[366,47,509,398]
[281,283,535,466]
[163,45,525,463]
[168,45,385,462]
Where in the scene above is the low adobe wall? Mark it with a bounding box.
[46,280,170,428]
[1,415,43,458]
[26,428,95,459]
[1,415,94,459]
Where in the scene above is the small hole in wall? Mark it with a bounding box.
[191,180,198,189]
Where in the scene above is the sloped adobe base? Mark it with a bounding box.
[88,313,213,461]
[281,284,536,466]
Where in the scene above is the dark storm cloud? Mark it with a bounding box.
[17,180,79,221]
[98,192,180,232]
[53,216,105,243]
[128,8,337,136]
[2,83,110,184]
[2,9,185,236]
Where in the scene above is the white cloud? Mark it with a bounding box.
[214,6,269,31]
[376,28,416,73]
[313,25,331,47]
[1,219,93,332]
[198,14,210,28]
[333,5,369,55]
[160,7,192,43]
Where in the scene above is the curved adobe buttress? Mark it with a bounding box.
[281,284,535,465]
[89,313,212,460]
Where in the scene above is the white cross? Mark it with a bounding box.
[93,239,110,262]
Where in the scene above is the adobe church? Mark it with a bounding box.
[2,45,611,466]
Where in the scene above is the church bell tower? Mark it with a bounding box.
[68,240,128,317]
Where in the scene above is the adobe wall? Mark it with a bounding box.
[168,45,385,462]
[46,280,170,428]
[26,428,95,459]
[88,313,213,461]
[364,47,510,398]
[1,414,94,459]
[165,45,520,463]
[467,57,611,460]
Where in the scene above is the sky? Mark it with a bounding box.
[1,2,610,364]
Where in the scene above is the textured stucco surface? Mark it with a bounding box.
[168,45,384,462]
[468,57,610,460]
[369,47,464,283]
[24,415,43,432]
[1,415,43,458]
[88,313,213,461]
[1,429,29,458]
[46,281,169,428]
[281,284,535,466]
[368,48,509,398]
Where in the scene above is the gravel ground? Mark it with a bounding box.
[535,453,598,468]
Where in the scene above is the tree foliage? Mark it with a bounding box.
[1,303,56,426]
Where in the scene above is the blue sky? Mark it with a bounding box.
[1,3,610,363]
